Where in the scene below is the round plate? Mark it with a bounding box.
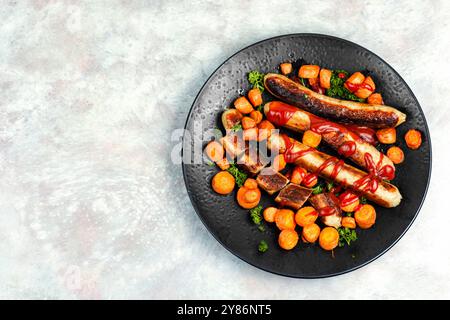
[182,34,431,278]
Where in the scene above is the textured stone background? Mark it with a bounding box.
[0,0,448,299]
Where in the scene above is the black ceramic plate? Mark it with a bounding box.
[182,34,431,278]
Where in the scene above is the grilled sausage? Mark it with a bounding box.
[256,169,289,195]
[267,133,402,208]
[309,193,342,228]
[275,183,312,210]
[264,101,396,179]
[264,73,406,129]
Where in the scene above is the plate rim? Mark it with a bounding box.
[181,33,433,279]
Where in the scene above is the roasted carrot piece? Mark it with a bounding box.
[291,166,307,184]
[257,120,275,141]
[271,154,286,172]
[387,146,405,164]
[367,93,384,105]
[319,68,332,89]
[263,207,278,223]
[342,217,356,229]
[241,116,256,129]
[280,62,293,75]
[234,96,253,114]
[244,178,258,189]
[302,223,320,243]
[376,127,396,144]
[302,130,322,148]
[204,141,224,162]
[355,204,376,229]
[319,227,339,251]
[405,129,422,150]
[250,110,263,124]
[212,171,235,195]
[346,72,365,85]
[248,88,263,107]
[295,206,318,227]
[278,229,299,250]
[237,186,261,209]
[355,76,375,99]
[298,65,320,79]
[275,209,296,230]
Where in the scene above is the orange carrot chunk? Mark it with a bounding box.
[280,63,293,75]
[241,116,256,129]
[354,204,376,229]
[405,129,422,150]
[298,65,320,79]
[302,223,320,243]
[376,127,396,144]
[302,130,322,148]
[319,227,339,251]
[387,146,405,164]
[263,207,278,223]
[278,229,299,250]
[367,93,384,105]
[248,88,263,107]
[234,96,253,114]
[319,68,332,89]
[275,209,296,230]
[212,171,235,195]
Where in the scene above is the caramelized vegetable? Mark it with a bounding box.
[302,174,317,188]
[250,110,263,124]
[234,96,253,114]
[339,192,360,212]
[241,116,256,129]
[376,127,396,144]
[295,206,318,227]
[222,109,243,131]
[212,171,235,195]
[298,65,320,79]
[205,141,224,162]
[271,154,286,172]
[405,129,422,150]
[345,72,365,88]
[302,223,320,243]
[367,93,383,105]
[387,146,404,164]
[243,127,258,141]
[291,166,307,184]
[263,207,278,223]
[354,204,376,229]
[319,227,339,251]
[280,63,293,75]
[244,178,258,190]
[278,229,299,250]
[302,130,322,148]
[319,68,332,89]
[355,76,375,99]
[342,217,356,229]
[275,209,296,230]
[248,88,263,107]
[237,185,261,209]
[216,157,230,170]
[257,120,275,141]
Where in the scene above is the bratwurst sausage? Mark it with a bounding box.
[264,73,406,129]
[264,101,396,180]
[267,133,402,208]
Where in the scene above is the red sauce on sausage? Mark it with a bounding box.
[281,134,315,163]
[337,141,356,157]
[339,190,359,207]
[318,206,336,217]
[353,153,395,193]
[266,101,298,126]
[345,125,377,145]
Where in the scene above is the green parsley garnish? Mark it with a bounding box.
[227,164,247,187]
[206,161,215,167]
[311,184,323,195]
[250,205,263,226]
[326,181,334,191]
[326,70,365,102]
[338,227,358,247]
[258,240,269,253]
[256,104,264,113]
[230,123,242,132]
[360,196,367,204]
[248,70,265,92]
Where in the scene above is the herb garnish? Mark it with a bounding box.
[360,196,367,204]
[311,184,324,195]
[227,164,247,187]
[248,70,265,92]
[326,181,334,192]
[257,104,264,113]
[230,123,242,132]
[258,240,269,253]
[250,205,263,226]
[326,70,365,102]
[338,227,358,247]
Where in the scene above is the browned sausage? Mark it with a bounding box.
[264,73,406,129]
[264,101,396,179]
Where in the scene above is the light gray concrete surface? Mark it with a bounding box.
[0,0,449,299]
